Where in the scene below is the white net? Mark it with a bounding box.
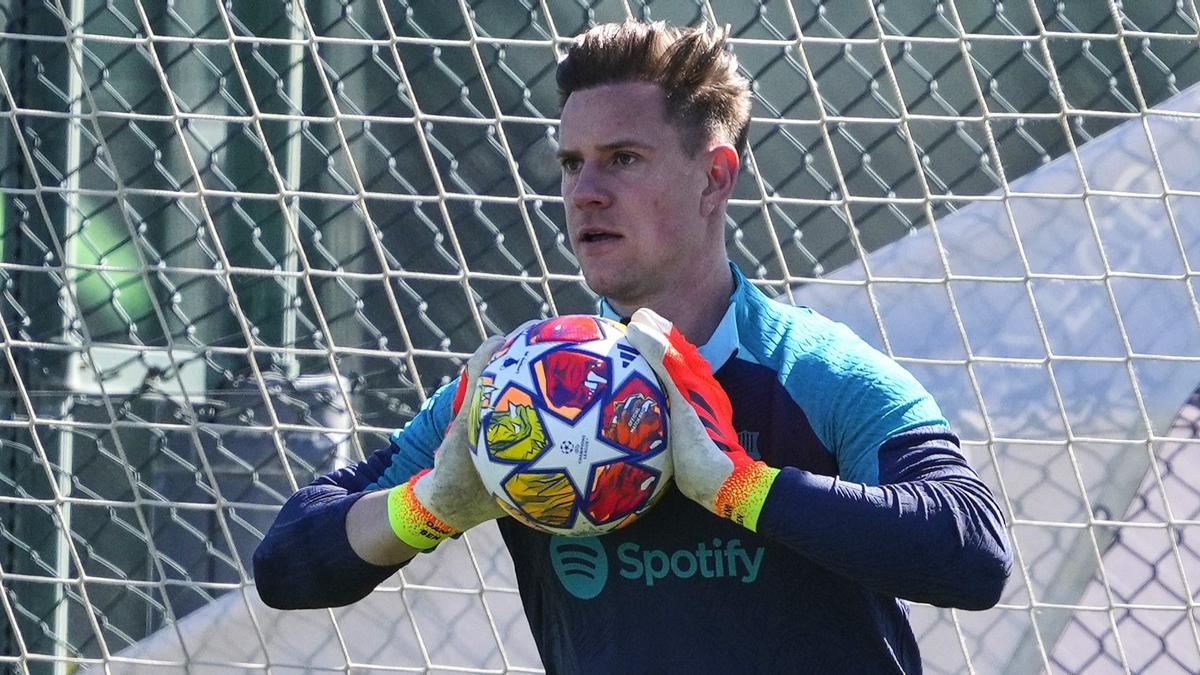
[0,1,1198,673]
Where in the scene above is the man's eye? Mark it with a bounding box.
[614,153,638,166]
[560,158,581,173]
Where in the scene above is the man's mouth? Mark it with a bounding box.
[581,232,620,243]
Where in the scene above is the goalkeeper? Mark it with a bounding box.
[254,19,1012,673]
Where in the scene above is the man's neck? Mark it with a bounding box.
[609,261,734,347]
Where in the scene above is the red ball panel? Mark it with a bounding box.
[527,315,606,344]
[532,349,610,421]
[585,462,659,525]
[600,375,666,455]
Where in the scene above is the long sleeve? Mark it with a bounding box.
[731,280,1013,611]
[253,379,458,609]
[252,483,389,608]
[756,424,1012,610]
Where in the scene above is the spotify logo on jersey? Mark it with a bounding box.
[550,536,767,600]
[549,536,609,600]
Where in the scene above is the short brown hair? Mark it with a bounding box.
[556,21,752,157]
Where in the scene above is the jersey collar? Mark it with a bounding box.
[596,262,743,371]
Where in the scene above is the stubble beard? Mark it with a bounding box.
[582,258,673,317]
[582,261,640,310]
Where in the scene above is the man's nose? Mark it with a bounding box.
[570,164,612,211]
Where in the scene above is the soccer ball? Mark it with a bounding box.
[467,315,672,536]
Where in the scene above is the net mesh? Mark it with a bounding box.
[1,0,1199,673]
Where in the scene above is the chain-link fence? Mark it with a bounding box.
[2,0,1200,673]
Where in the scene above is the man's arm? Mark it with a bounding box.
[754,309,1012,609]
[626,308,1012,611]
[250,439,429,607]
[755,426,1011,610]
[253,335,507,610]
[252,384,455,609]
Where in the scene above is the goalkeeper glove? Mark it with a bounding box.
[387,335,508,550]
[625,308,780,532]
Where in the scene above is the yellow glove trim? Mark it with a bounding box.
[714,463,780,532]
[387,472,458,551]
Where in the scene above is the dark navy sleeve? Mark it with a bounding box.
[756,425,1012,610]
[253,379,458,609]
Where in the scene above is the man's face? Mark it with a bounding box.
[558,82,717,308]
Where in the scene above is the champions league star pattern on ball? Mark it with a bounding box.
[468,315,672,536]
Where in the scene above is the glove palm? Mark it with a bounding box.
[388,336,507,550]
[625,308,779,531]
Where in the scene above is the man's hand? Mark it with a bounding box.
[388,335,508,550]
[625,308,779,532]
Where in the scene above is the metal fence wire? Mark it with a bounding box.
[1,0,1200,673]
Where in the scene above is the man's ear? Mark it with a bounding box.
[701,144,739,218]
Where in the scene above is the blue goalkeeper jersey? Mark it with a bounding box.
[254,264,1011,674]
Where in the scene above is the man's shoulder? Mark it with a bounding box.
[732,283,936,410]
[734,281,869,373]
